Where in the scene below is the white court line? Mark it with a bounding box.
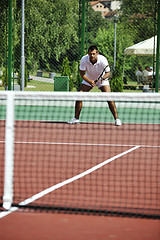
[0,140,159,148]
[0,145,140,219]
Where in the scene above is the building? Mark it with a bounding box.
[90,0,121,19]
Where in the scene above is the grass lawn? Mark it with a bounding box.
[0,78,158,92]
[25,79,54,91]
[0,79,54,91]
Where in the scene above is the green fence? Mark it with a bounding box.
[0,0,159,92]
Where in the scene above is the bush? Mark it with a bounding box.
[70,60,79,88]
[61,57,74,91]
[110,67,123,92]
[110,76,123,92]
[1,67,7,86]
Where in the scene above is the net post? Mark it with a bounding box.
[3,92,15,210]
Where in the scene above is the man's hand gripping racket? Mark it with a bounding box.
[95,65,109,83]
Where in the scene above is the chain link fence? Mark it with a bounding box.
[0,0,159,92]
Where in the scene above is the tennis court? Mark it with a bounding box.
[0,91,160,239]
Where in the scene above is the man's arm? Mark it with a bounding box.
[101,71,111,80]
[79,70,96,87]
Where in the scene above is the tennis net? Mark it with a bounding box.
[0,91,160,219]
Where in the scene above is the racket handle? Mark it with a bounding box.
[95,77,104,83]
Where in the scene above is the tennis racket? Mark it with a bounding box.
[94,65,109,83]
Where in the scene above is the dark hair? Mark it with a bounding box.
[145,66,150,69]
[88,45,98,52]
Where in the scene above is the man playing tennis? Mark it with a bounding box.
[68,45,121,126]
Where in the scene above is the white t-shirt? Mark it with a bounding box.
[136,70,143,76]
[142,69,151,84]
[136,70,143,83]
[79,54,110,81]
[143,69,150,77]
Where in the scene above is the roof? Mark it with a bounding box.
[90,1,100,7]
[124,36,157,56]
[104,11,116,18]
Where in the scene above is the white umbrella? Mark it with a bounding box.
[124,36,157,56]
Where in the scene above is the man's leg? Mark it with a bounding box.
[75,101,82,119]
[100,85,121,125]
[68,84,92,124]
[75,84,92,119]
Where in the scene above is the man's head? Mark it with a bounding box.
[88,45,99,64]
[145,66,150,71]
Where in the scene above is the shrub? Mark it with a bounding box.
[1,67,7,86]
[110,67,123,92]
[61,57,74,91]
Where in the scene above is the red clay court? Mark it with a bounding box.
[0,92,160,239]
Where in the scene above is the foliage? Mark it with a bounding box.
[70,60,79,88]
[120,0,156,43]
[1,67,7,86]
[0,0,157,91]
[121,0,156,17]
[94,24,134,86]
[0,1,8,68]
[24,0,79,72]
[86,3,109,47]
[61,57,71,76]
[61,56,74,91]
[110,67,124,92]
[94,24,134,65]
[110,77,123,92]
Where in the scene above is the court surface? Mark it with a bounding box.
[0,91,160,239]
[0,211,160,240]
[0,119,160,240]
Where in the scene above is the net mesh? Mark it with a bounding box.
[0,91,160,218]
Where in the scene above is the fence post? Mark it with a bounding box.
[8,0,12,90]
[155,0,160,92]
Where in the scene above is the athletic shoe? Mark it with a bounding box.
[68,117,80,124]
[115,118,122,126]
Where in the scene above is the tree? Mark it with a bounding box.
[86,3,109,47]
[0,0,156,90]
[94,26,134,70]
[24,0,79,72]
[120,0,156,43]
[93,23,136,89]
[0,1,8,68]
